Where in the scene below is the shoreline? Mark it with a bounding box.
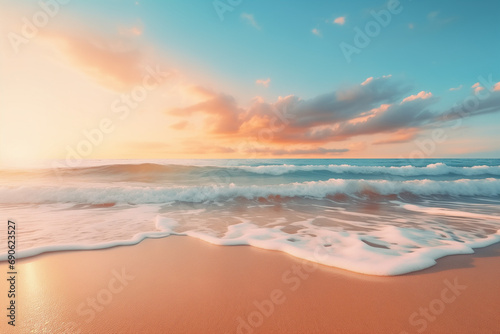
[3,233,500,276]
[1,236,499,333]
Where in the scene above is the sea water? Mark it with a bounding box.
[1,159,499,275]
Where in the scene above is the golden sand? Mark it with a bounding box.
[1,237,499,333]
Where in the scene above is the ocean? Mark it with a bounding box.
[1,158,500,275]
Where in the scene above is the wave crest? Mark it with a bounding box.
[234,163,500,176]
[1,178,499,204]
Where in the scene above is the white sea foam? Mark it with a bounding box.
[395,202,500,221]
[1,178,499,204]
[0,216,180,261]
[234,163,500,176]
[177,220,500,275]
[3,215,499,276]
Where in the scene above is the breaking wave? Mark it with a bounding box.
[1,178,500,204]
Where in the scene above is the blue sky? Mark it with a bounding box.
[56,0,500,101]
[1,0,499,161]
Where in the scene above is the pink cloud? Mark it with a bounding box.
[167,74,500,152]
[168,76,424,145]
[256,78,271,88]
[470,82,485,94]
[449,85,462,91]
[170,120,189,130]
[348,104,391,125]
[401,91,432,103]
[361,77,373,86]
[374,128,419,145]
[168,90,244,134]
[334,17,346,25]
[41,29,148,91]
[243,146,349,156]
[119,25,143,36]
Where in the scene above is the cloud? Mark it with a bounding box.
[311,28,321,36]
[118,19,144,37]
[328,97,437,141]
[168,90,244,134]
[241,13,261,29]
[277,75,406,130]
[41,28,153,91]
[121,141,171,155]
[401,91,433,103]
[449,85,463,91]
[471,83,484,94]
[244,147,349,156]
[169,75,418,144]
[187,85,217,100]
[119,25,143,36]
[361,77,373,86]
[256,78,271,87]
[347,104,390,125]
[170,120,188,130]
[373,128,420,145]
[440,83,500,120]
[181,141,236,154]
[167,76,500,150]
[333,16,346,25]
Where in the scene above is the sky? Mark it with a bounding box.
[1,0,499,165]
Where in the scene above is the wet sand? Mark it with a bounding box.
[1,237,499,333]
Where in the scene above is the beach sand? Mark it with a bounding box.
[1,237,499,333]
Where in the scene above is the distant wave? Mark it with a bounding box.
[6,162,499,180]
[49,163,200,176]
[233,163,500,176]
[2,178,500,204]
